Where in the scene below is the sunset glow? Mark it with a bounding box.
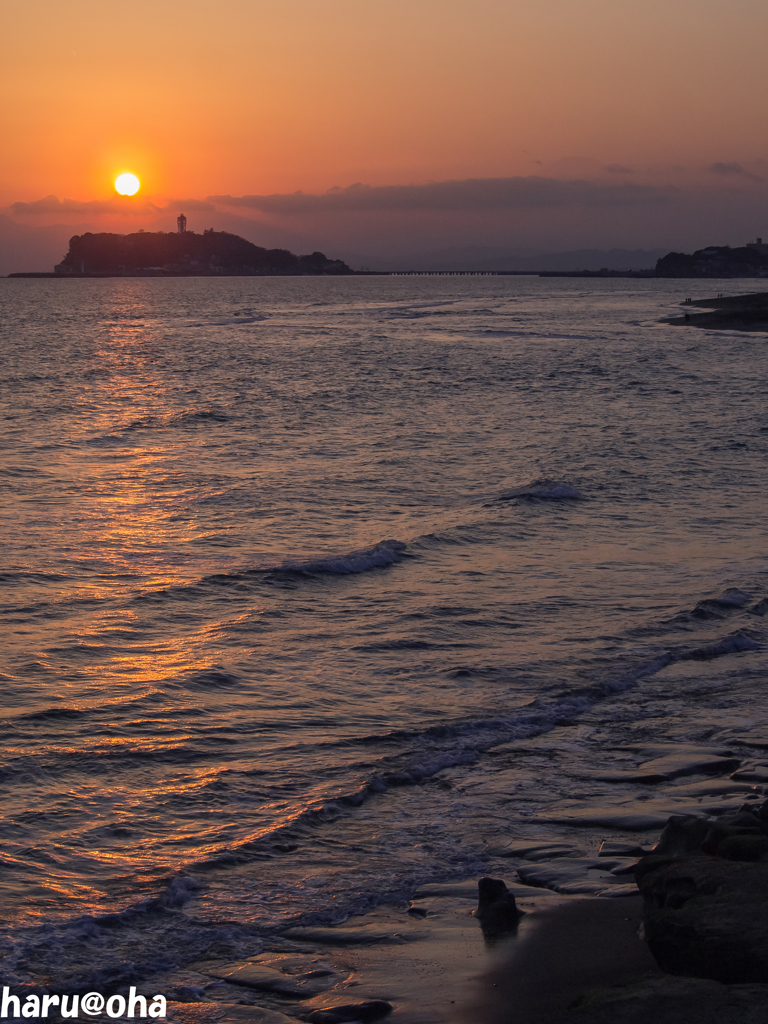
[4,0,768,271]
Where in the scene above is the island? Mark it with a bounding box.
[11,231,768,280]
[656,240,768,278]
[11,228,354,277]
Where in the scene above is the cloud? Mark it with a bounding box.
[10,195,216,222]
[208,175,669,216]
[11,194,164,217]
[708,162,764,183]
[162,198,216,212]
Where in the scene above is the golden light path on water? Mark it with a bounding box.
[7,308,284,916]
[4,274,768,964]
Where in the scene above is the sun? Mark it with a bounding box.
[115,172,140,196]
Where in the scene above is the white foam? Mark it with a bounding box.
[602,631,760,694]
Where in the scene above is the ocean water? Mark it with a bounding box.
[2,274,768,994]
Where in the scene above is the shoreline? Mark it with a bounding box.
[30,866,768,1024]
[161,728,768,1024]
[159,882,578,1024]
[4,270,652,279]
[25,715,768,1022]
[662,290,768,331]
[158,858,768,1024]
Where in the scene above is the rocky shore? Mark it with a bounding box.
[469,796,768,1024]
[147,805,768,1024]
[21,722,768,1023]
[158,794,768,1024]
[662,291,768,331]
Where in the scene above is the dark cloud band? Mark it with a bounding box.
[11,195,214,217]
[208,175,669,215]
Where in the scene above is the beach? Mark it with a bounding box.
[156,715,766,1023]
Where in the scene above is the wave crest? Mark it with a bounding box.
[279,539,407,575]
[499,479,583,501]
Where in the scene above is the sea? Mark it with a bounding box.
[2,274,768,997]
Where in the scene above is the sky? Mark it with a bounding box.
[4,0,768,271]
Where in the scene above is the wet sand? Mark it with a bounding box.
[457,895,659,1024]
[164,884,652,1024]
[158,884,768,1024]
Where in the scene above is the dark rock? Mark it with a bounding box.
[637,854,768,982]
[720,809,763,827]
[475,876,521,937]
[304,1000,393,1023]
[716,834,768,861]
[700,809,765,855]
[555,976,768,1024]
[651,814,712,857]
[738,800,763,813]
[406,904,428,917]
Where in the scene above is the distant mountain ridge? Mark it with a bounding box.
[53,229,353,276]
[362,246,667,272]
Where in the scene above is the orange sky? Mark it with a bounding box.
[4,0,768,264]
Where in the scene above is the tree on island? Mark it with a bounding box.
[54,229,353,276]
[656,243,768,278]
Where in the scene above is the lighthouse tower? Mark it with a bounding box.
[177,213,187,234]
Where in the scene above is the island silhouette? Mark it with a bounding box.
[48,228,353,277]
[656,240,768,278]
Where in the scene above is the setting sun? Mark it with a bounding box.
[114,173,140,196]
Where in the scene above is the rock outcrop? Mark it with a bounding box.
[558,976,768,1024]
[635,798,768,982]
[54,230,353,276]
[637,855,768,983]
[474,876,522,938]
